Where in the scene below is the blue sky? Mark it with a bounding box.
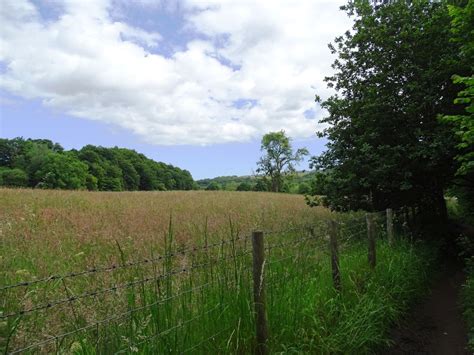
[0,0,350,179]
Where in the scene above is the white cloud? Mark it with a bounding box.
[0,0,351,145]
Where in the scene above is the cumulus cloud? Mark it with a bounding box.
[0,0,351,145]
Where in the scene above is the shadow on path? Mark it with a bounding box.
[387,262,470,354]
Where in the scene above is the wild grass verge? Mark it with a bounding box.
[462,257,474,351]
[1,232,435,354]
[0,190,436,353]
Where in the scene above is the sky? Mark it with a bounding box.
[0,0,352,179]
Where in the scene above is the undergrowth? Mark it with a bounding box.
[462,257,474,352]
[268,239,435,353]
[456,229,474,352]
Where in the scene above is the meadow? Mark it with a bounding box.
[0,189,329,274]
[0,189,434,353]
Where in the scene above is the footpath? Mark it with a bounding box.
[388,262,469,354]
[388,220,474,355]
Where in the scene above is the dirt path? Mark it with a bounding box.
[387,264,470,354]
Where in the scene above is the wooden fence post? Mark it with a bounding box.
[386,208,394,246]
[366,214,376,269]
[328,220,341,291]
[252,231,269,355]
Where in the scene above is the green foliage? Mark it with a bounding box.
[197,175,255,191]
[463,257,474,351]
[253,178,269,192]
[311,0,470,217]
[196,173,317,193]
[447,181,474,224]
[118,159,140,190]
[257,131,308,192]
[236,181,252,191]
[440,75,474,176]
[34,152,89,189]
[0,168,28,187]
[439,1,474,225]
[0,138,194,191]
[197,175,243,190]
[85,174,98,191]
[448,0,474,65]
[297,182,311,195]
[205,181,221,190]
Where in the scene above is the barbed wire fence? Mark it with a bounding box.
[1,209,405,354]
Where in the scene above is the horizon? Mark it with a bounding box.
[0,132,323,180]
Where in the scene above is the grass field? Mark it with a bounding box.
[0,189,328,274]
[0,189,434,353]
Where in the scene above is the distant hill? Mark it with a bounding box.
[197,171,316,194]
[0,137,195,191]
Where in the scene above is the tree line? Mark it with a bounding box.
[307,0,473,223]
[0,138,195,191]
[197,171,315,194]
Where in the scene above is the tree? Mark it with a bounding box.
[0,138,26,167]
[0,168,28,187]
[118,158,140,190]
[236,182,253,191]
[85,174,98,191]
[441,75,474,176]
[440,1,474,177]
[253,178,269,192]
[439,1,474,222]
[34,152,89,189]
[206,182,221,191]
[310,0,469,218]
[256,131,308,192]
[298,182,311,195]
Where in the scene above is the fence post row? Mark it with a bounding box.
[366,214,376,269]
[386,208,394,246]
[328,220,341,292]
[252,231,269,355]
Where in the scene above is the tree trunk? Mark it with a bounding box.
[272,179,279,193]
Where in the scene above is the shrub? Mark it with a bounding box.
[0,168,29,187]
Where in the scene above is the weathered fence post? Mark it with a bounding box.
[386,208,394,246]
[366,214,376,269]
[252,231,269,355]
[328,220,341,291]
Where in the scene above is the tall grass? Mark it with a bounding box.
[0,189,435,353]
[0,189,329,276]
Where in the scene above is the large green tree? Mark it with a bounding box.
[257,131,308,193]
[439,1,474,222]
[311,0,469,218]
[440,1,474,177]
[34,152,89,190]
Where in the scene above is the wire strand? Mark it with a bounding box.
[1,249,253,320]
[1,234,253,292]
[8,268,251,354]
